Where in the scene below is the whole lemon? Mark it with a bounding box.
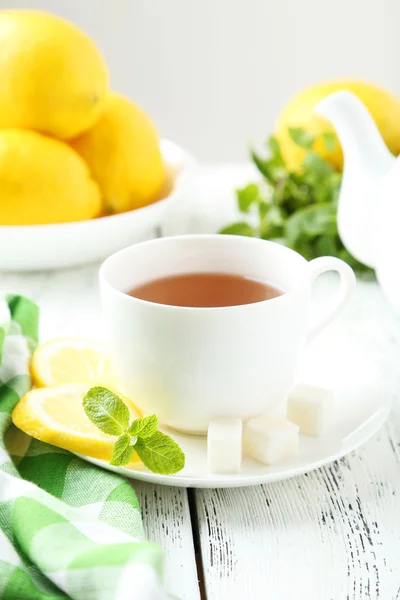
[70,92,166,213]
[0,130,101,225]
[0,10,109,139]
[276,80,400,170]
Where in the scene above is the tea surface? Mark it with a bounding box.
[128,272,283,307]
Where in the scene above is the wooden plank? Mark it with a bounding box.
[195,425,400,599]
[0,264,102,340]
[135,482,201,600]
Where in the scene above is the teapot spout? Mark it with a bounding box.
[316,90,393,173]
[316,91,395,268]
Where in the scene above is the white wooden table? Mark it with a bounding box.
[2,260,399,599]
[2,171,400,599]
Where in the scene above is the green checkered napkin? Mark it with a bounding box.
[0,295,169,600]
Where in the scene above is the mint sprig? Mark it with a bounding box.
[83,386,185,475]
[220,128,372,275]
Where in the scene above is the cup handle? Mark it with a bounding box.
[307,256,356,342]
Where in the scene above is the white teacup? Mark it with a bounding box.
[100,234,356,434]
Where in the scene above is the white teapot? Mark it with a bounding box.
[316,90,400,311]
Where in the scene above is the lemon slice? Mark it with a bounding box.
[12,383,141,463]
[31,338,116,388]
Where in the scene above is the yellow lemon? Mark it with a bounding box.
[0,130,101,225]
[70,92,166,213]
[275,80,400,170]
[12,383,142,463]
[31,338,116,388]
[0,9,109,139]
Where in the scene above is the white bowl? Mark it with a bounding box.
[0,139,196,271]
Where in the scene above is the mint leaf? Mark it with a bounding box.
[258,201,269,220]
[251,150,273,180]
[267,136,285,166]
[266,204,284,226]
[237,183,259,212]
[251,150,285,183]
[110,433,135,466]
[83,387,129,436]
[134,431,185,475]
[302,151,334,179]
[219,222,255,236]
[128,414,158,439]
[315,234,338,256]
[286,203,337,246]
[288,127,315,149]
[322,132,337,152]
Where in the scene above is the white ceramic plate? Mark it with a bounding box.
[0,139,196,271]
[79,337,391,488]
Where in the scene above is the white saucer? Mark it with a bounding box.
[79,336,391,488]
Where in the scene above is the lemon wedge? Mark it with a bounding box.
[31,338,116,388]
[12,383,142,463]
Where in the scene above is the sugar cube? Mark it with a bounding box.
[287,383,334,436]
[207,419,242,474]
[243,416,299,465]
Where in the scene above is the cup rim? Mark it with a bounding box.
[99,234,309,312]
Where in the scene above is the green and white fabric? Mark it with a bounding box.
[0,295,168,600]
